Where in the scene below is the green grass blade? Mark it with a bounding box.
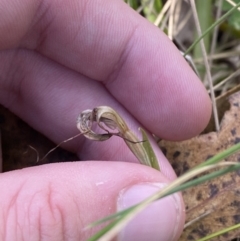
[184,2,240,57]
[87,218,121,241]
[167,163,240,196]
[88,164,240,231]
[140,128,160,171]
[195,141,240,169]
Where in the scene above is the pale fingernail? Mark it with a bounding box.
[117,183,181,241]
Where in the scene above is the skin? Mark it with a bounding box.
[0,0,212,240]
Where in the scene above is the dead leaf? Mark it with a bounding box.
[159,91,240,241]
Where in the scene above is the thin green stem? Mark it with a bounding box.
[184,2,240,57]
[193,0,212,58]
[196,141,240,169]
[197,222,240,241]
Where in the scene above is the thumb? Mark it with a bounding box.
[0,161,184,241]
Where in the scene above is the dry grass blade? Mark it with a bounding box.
[194,49,240,63]
[168,0,176,40]
[211,68,240,92]
[39,133,83,162]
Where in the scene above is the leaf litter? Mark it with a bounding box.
[159,90,240,241]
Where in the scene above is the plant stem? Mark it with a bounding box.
[193,0,212,59]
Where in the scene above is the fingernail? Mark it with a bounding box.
[117,183,181,241]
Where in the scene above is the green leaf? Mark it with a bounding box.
[140,128,160,171]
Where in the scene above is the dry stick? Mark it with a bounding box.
[154,0,171,26]
[160,9,170,31]
[209,68,240,93]
[194,49,240,63]
[190,0,220,131]
[38,132,142,163]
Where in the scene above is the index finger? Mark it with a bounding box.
[1,0,211,139]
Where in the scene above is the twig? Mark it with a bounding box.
[209,68,240,93]
[160,8,170,31]
[194,49,240,63]
[154,0,171,26]
[39,133,83,162]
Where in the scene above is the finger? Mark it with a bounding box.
[0,49,178,180]
[0,0,211,139]
[0,162,185,241]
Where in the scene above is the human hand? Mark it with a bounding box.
[0,0,211,240]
